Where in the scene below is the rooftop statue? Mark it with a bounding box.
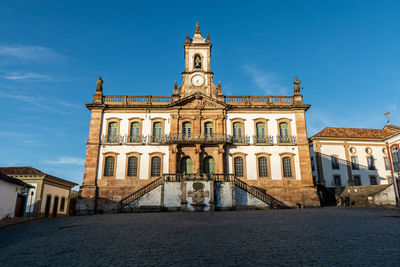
[96,77,103,92]
[294,76,301,94]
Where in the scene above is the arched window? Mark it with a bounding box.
[107,122,118,142]
[60,197,65,212]
[203,156,216,174]
[333,175,341,187]
[180,157,193,174]
[282,157,292,177]
[392,146,400,170]
[279,122,289,143]
[354,175,361,186]
[127,156,138,177]
[194,54,201,69]
[234,157,244,177]
[182,122,192,139]
[153,122,162,142]
[204,122,213,138]
[258,157,268,177]
[151,156,161,177]
[130,122,140,142]
[233,122,243,142]
[256,122,266,143]
[104,156,115,177]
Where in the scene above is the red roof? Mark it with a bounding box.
[0,166,45,176]
[312,127,399,139]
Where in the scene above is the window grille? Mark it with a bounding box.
[258,157,268,177]
[151,156,161,177]
[234,157,244,177]
[127,156,138,177]
[104,156,115,176]
[282,157,292,177]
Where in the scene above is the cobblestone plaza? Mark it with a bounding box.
[1,207,399,266]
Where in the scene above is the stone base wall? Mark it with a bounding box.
[340,185,394,207]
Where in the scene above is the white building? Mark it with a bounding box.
[309,125,400,188]
[0,172,33,219]
[384,128,400,205]
[79,23,320,213]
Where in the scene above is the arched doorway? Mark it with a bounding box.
[52,196,59,218]
[203,156,216,174]
[45,195,52,217]
[180,157,193,174]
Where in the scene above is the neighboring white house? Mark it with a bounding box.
[384,128,400,205]
[309,125,400,188]
[0,172,33,219]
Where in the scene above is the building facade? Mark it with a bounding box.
[309,126,400,188]
[0,167,77,217]
[79,23,319,212]
[384,129,400,205]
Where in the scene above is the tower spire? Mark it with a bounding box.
[195,21,200,34]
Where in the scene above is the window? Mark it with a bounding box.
[127,156,138,177]
[384,157,391,171]
[153,122,162,142]
[194,54,201,69]
[388,176,393,184]
[60,197,65,211]
[258,157,268,177]
[392,147,400,171]
[351,156,359,170]
[367,156,375,170]
[233,122,243,142]
[333,175,341,187]
[129,122,140,142]
[256,122,266,143]
[331,156,339,170]
[203,156,216,174]
[104,156,115,177]
[370,176,377,185]
[150,156,161,177]
[282,157,292,177]
[107,122,118,142]
[204,122,213,138]
[354,175,361,186]
[180,157,193,174]
[234,157,244,177]
[278,122,290,143]
[182,122,192,139]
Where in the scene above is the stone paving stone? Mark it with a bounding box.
[0,207,399,266]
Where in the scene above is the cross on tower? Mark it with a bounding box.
[385,111,391,125]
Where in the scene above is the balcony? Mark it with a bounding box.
[101,134,297,145]
[276,136,297,145]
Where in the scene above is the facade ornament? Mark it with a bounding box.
[385,111,391,125]
[195,21,200,34]
[173,81,178,94]
[293,75,301,94]
[217,81,222,95]
[185,34,190,44]
[206,33,210,43]
[96,77,103,92]
[194,54,202,69]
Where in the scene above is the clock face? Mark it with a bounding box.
[191,74,205,86]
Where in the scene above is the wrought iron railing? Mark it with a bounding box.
[276,135,297,144]
[253,135,274,144]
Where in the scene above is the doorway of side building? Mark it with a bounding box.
[203,156,216,174]
[52,196,59,217]
[14,195,26,217]
[180,157,193,174]
[45,195,52,217]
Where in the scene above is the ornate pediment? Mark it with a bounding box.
[171,92,226,110]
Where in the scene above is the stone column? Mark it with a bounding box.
[169,144,178,174]
[80,107,104,198]
[217,144,225,174]
[344,141,354,185]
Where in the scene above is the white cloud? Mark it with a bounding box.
[242,65,289,95]
[45,157,85,166]
[2,72,53,81]
[0,45,65,61]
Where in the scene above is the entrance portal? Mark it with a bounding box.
[52,196,59,217]
[45,195,51,217]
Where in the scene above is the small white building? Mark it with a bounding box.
[384,127,400,205]
[0,172,33,219]
[309,125,400,188]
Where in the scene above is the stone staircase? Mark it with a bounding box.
[119,174,290,210]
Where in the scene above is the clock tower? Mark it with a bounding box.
[178,22,218,98]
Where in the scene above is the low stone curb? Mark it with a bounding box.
[0,217,43,229]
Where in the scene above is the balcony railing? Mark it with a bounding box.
[276,135,297,144]
[224,96,294,105]
[101,134,297,145]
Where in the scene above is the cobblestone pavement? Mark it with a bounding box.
[1,207,400,266]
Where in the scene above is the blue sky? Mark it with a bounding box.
[0,0,399,187]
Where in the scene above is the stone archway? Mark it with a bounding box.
[180,156,193,174]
